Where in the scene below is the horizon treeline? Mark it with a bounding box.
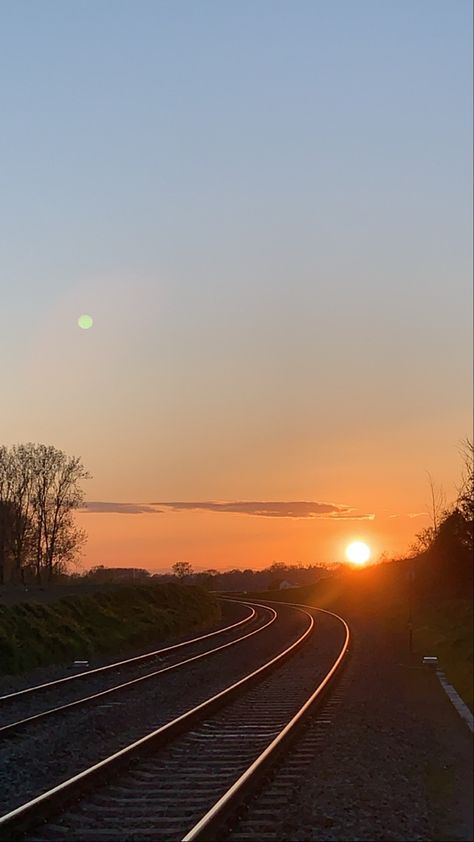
[81,560,338,592]
[0,444,90,585]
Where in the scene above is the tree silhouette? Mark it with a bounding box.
[172,561,194,582]
[0,443,90,584]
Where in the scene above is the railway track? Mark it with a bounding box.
[0,600,305,815]
[0,600,272,737]
[0,601,349,842]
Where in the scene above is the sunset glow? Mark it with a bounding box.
[345,541,371,566]
[1,2,471,573]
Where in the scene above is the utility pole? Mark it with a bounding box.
[408,562,415,656]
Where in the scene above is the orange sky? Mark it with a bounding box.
[68,401,469,571]
[2,5,471,574]
[76,506,429,572]
[7,291,471,571]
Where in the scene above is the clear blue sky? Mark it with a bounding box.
[0,1,472,566]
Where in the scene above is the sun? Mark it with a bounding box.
[346,541,371,566]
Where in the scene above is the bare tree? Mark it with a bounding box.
[0,445,36,583]
[0,443,90,584]
[411,472,447,554]
[10,444,36,581]
[426,471,446,533]
[457,437,473,550]
[30,445,90,582]
[0,446,15,583]
[411,449,473,559]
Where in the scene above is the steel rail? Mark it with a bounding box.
[181,602,350,842]
[0,599,255,704]
[0,604,314,842]
[0,602,275,738]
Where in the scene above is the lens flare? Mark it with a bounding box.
[78,314,93,330]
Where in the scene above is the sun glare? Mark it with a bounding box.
[345,541,371,566]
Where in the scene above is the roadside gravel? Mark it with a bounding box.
[234,614,473,842]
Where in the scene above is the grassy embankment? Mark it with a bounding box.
[252,561,473,711]
[0,582,221,675]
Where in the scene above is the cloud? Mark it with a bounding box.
[388,512,428,520]
[80,499,375,520]
[326,511,376,521]
[152,501,373,519]
[81,502,161,515]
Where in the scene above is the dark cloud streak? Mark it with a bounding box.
[80,502,161,515]
[152,501,374,519]
[81,500,375,520]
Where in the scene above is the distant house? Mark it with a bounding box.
[279,580,297,590]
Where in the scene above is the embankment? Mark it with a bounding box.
[0,583,221,675]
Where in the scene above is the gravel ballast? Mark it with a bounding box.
[0,601,308,815]
[231,614,473,842]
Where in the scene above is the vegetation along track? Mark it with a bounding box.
[0,601,349,841]
[0,600,271,737]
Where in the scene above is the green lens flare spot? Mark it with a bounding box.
[78,314,93,330]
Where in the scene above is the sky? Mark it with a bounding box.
[1,0,472,571]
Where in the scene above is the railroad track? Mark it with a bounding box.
[0,600,272,738]
[0,601,349,842]
[0,600,302,816]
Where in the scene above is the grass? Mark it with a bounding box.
[0,583,221,675]
[413,597,473,711]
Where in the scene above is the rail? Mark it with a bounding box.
[0,603,313,841]
[0,602,275,738]
[182,602,349,841]
[0,599,256,703]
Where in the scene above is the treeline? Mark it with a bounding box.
[411,438,473,592]
[0,444,90,585]
[83,560,337,592]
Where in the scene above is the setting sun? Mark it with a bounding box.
[345,541,371,566]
